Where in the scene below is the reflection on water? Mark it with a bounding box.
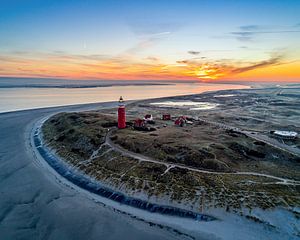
[190,104,219,110]
[150,101,219,110]
[0,82,247,113]
[213,94,236,98]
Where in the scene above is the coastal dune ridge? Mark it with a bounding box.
[31,115,217,221]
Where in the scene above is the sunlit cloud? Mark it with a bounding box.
[231,55,283,73]
[0,51,190,80]
[0,49,298,82]
[145,56,160,62]
[174,53,288,80]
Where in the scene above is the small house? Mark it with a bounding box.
[144,114,155,124]
[271,130,298,140]
[134,118,146,128]
[162,114,171,120]
[175,116,187,127]
[133,118,156,132]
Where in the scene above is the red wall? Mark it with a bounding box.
[118,106,126,129]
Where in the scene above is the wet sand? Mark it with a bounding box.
[0,102,194,240]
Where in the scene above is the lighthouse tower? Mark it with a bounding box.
[118,96,126,129]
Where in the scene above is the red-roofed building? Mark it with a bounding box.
[134,118,146,128]
[175,116,187,127]
[162,114,171,120]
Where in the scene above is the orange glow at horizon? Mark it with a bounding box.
[232,61,300,81]
[0,54,299,82]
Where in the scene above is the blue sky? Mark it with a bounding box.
[0,0,299,81]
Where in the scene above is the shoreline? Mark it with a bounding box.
[25,86,299,239]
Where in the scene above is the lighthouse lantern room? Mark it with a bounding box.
[118,96,126,129]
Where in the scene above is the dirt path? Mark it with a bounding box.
[198,118,300,158]
[106,128,300,185]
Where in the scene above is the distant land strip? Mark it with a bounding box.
[0,83,173,89]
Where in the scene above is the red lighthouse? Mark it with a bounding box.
[118,96,126,129]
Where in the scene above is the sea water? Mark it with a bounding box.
[0,81,247,113]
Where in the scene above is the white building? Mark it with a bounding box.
[272,130,298,139]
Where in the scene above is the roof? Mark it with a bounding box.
[175,116,187,124]
[273,130,298,137]
[135,118,144,123]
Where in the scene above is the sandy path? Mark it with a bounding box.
[106,129,300,185]
[198,118,300,158]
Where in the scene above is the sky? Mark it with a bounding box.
[0,0,300,82]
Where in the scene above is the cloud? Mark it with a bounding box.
[173,52,286,80]
[0,50,192,80]
[146,56,160,62]
[176,60,188,64]
[3,51,110,62]
[230,24,300,41]
[128,21,183,36]
[231,55,283,73]
[188,51,200,55]
[11,51,29,55]
[231,30,300,41]
[230,31,254,41]
[124,20,183,55]
[239,25,261,31]
[42,53,110,62]
[0,47,290,81]
[124,31,171,55]
[125,38,157,55]
[149,32,171,37]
